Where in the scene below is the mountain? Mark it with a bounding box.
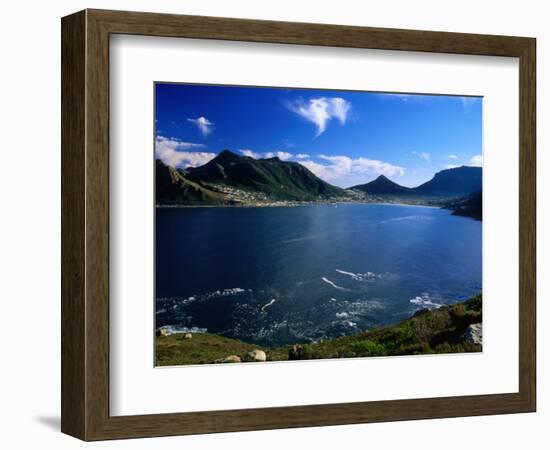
[156,151,482,207]
[348,166,482,201]
[412,166,482,198]
[350,175,412,196]
[444,190,482,220]
[156,150,348,205]
[156,159,229,205]
[185,150,347,201]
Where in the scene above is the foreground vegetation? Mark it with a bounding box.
[156,295,482,366]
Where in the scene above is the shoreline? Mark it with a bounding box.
[156,293,481,348]
[156,200,444,210]
[155,294,482,366]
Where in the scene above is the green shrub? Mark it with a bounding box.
[351,339,387,357]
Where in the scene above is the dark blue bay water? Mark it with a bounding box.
[155,204,482,346]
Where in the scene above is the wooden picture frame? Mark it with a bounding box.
[61,9,536,441]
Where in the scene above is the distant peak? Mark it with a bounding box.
[212,149,241,163]
[375,174,389,181]
[217,149,237,157]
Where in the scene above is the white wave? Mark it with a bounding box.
[336,269,379,282]
[156,288,250,311]
[335,269,358,278]
[204,287,247,299]
[156,325,207,335]
[380,215,432,224]
[335,312,350,319]
[261,298,276,312]
[410,293,443,309]
[281,236,310,244]
[321,277,349,291]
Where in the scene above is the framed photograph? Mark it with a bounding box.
[61,9,536,441]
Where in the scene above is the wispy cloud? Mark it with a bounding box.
[187,116,214,137]
[383,93,414,102]
[298,154,404,187]
[295,153,310,159]
[470,154,483,166]
[413,151,431,163]
[448,154,458,159]
[155,136,215,168]
[445,164,459,169]
[239,149,293,161]
[287,97,351,137]
[377,93,430,103]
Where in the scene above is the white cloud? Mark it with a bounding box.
[298,160,328,177]
[413,151,431,163]
[470,154,483,166]
[240,149,293,161]
[295,153,310,159]
[445,164,459,169]
[299,154,404,186]
[448,154,458,159]
[155,136,215,168]
[288,97,351,136]
[187,116,214,137]
[269,151,293,161]
[239,149,260,158]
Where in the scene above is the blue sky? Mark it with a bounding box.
[155,83,482,188]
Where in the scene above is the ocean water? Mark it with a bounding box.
[155,204,482,346]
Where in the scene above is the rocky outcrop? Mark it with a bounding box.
[214,355,241,364]
[184,333,193,339]
[246,349,266,362]
[463,323,482,345]
[156,327,170,337]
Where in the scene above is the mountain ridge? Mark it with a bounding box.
[349,165,482,198]
[156,150,482,218]
[185,150,347,201]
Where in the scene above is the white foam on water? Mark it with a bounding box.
[335,269,379,282]
[380,215,432,224]
[409,292,444,309]
[261,298,276,312]
[321,277,349,291]
[156,325,208,335]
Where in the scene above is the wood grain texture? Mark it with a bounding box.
[61,10,86,439]
[61,9,537,441]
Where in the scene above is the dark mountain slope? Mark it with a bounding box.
[186,150,347,201]
[412,166,482,197]
[350,175,413,195]
[444,190,482,220]
[156,159,229,205]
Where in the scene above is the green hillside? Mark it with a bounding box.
[186,150,348,201]
[156,159,229,205]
